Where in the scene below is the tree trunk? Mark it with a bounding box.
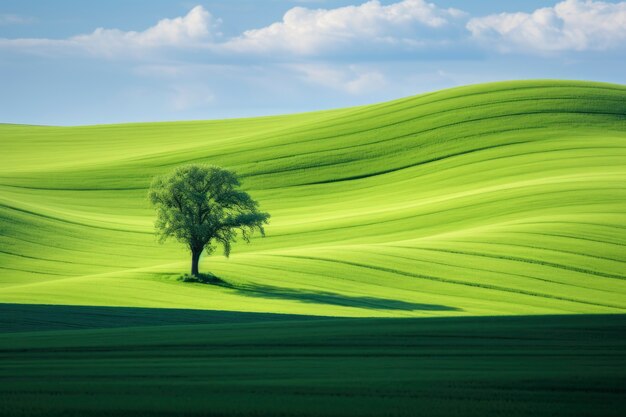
[191,249,201,276]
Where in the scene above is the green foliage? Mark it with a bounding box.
[148,165,270,275]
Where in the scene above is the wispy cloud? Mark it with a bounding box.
[0,6,220,57]
[170,84,215,111]
[290,63,387,94]
[0,14,33,25]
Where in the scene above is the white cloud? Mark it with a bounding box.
[290,63,387,94]
[0,6,219,57]
[3,1,623,60]
[224,0,466,55]
[467,0,626,52]
[75,6,217,47]
[0,1,467,59]
[0,1,466,59]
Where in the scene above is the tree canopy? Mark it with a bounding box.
[148,165,270,276]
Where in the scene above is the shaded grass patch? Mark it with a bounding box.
[0,312,624,417]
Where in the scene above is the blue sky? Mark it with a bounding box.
[1,0,624,125]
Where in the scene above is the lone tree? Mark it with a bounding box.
[148,165,270,277]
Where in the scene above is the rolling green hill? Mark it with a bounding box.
[1,80,625,317]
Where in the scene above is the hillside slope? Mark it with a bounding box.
[1,80,625,316]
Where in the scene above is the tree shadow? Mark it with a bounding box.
[230,283,461,312]
[169,272,460,312]
[178,272,233,286]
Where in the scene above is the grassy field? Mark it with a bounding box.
[1,79,625,317]
[1,306,624,417]
[1,80,626,416]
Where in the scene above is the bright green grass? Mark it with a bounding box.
[0,308,624,417]
[1,80,625,316]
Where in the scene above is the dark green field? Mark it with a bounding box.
[1,305,624,417]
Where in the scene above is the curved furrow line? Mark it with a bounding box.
[151,90,606,168]
[0,184,145,191]
[248,98,626,153]
[323,83,626,125]
[223,84,626,148]
[299,144,626,187]
[442,238,626,269]
[0,259,190,291]
[367,249,621,294]
[392,245,626,281]
[296,141,532,186]
[258,85,584,139]
[441,236,626,265]
[499,230,626,250]
[156,104,624,172]
[244,121,625,180]
[167,127,543,173]
[242,127,545,168]
[0,265,70,277]
[0,249,125,269]
[511,220,626,232]
[218,255,494,308]
[1,232,163,263]
[6,113,622,193]
[280,148,624,203]
[271,254,626,310]
[0,203,151,235]
[3,84,620,177]
[266,186,625,239]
